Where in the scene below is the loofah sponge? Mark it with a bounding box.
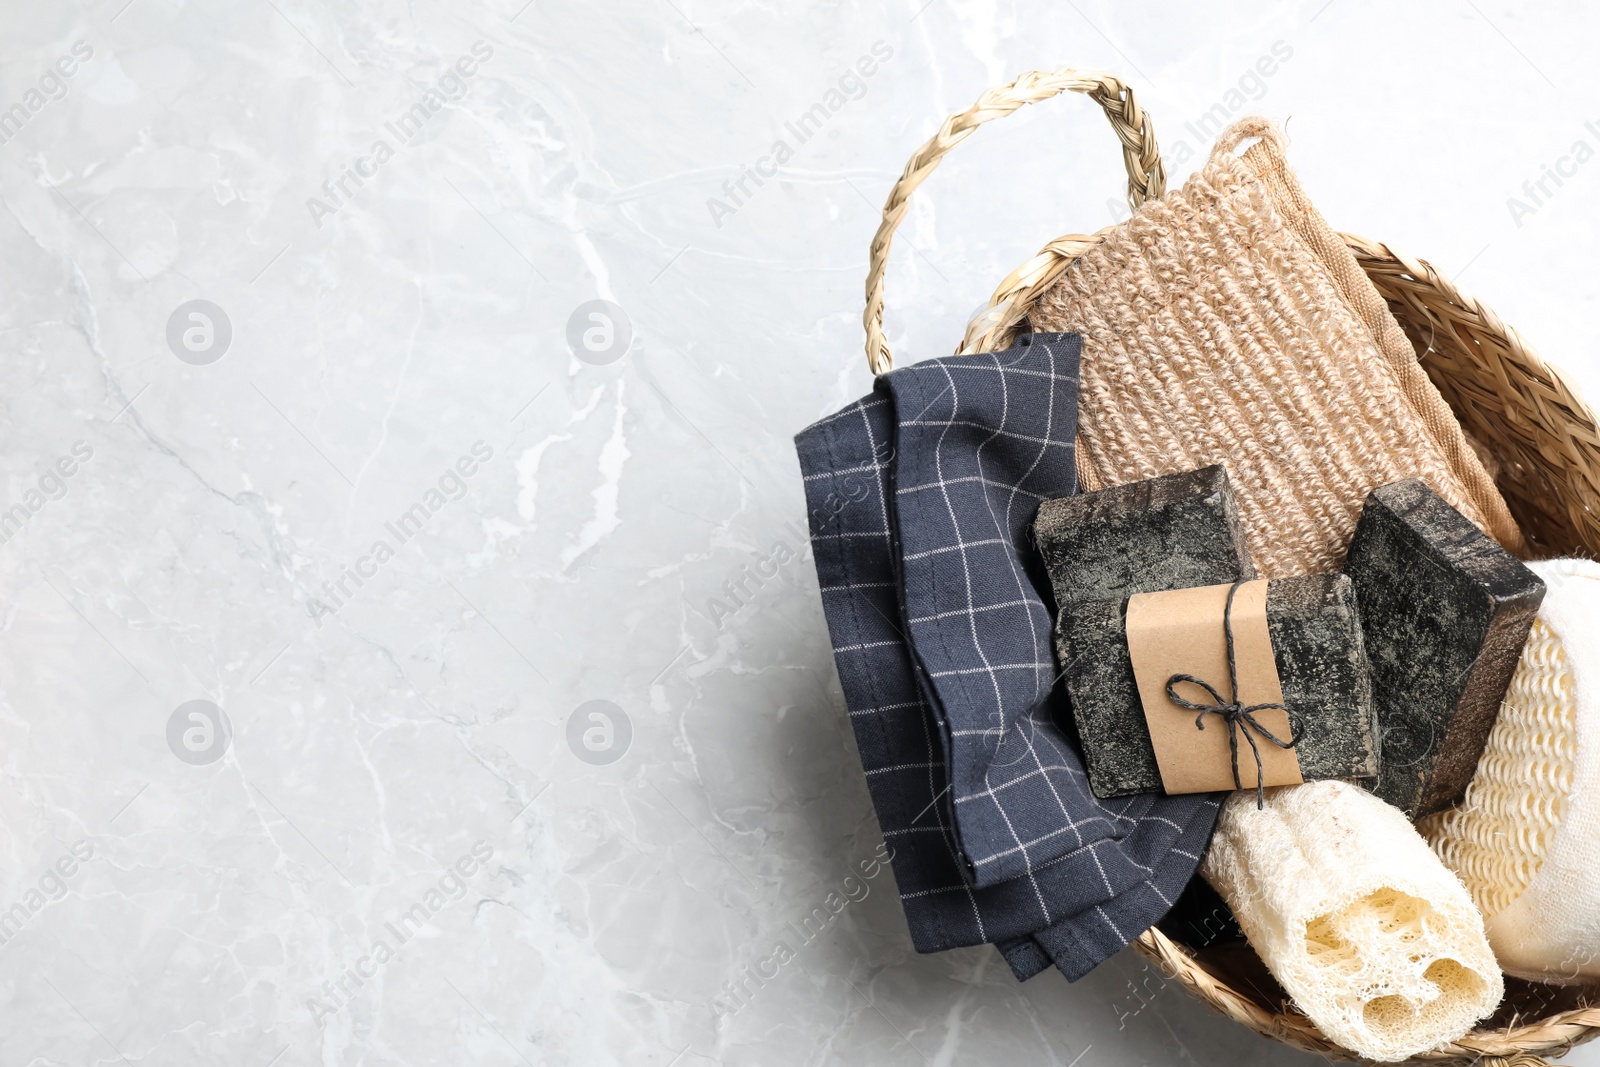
[1420,558,1600,983]
[1202,780,1503,1062]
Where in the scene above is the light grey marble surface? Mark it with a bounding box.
[2,0,1598,1063]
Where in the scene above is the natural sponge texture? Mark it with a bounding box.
[1420,558,1600,983]
[1202,780,1502,1062]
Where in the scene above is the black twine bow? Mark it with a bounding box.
[1163,582,1302,809]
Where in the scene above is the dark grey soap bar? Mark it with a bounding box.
[1033,464,1257,609]
[1343,479,1545,817]
[1062,573,1378,799]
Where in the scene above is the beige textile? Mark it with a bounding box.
[1030,118,1525,576]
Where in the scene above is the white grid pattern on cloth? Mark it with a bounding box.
[884,338,1122,886]
[794,333,1222,981]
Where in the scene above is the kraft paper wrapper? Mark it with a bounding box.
[1125,581,1303,795]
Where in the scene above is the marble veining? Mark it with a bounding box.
[0,0,1596,1063]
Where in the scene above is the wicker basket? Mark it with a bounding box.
[862,67,1600,1066]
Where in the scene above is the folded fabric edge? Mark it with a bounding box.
[985,796,1224,983]
[792,341,1218,985]
[997,937,1052,981]
[1038,801,1221,982]
[878,333,1091,888]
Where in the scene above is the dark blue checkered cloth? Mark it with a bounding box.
[796,333,1220,980]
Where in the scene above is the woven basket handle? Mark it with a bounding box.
[863,67,1164,375]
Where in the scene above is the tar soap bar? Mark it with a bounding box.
[1064,573,1378,799]
[1343,479,1545,817]
[1033,464,1256,608]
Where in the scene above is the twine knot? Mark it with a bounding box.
[1163,582,1301,809]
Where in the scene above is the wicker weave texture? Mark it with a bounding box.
[864,64,1600,1067]
[1347,234,1600,556]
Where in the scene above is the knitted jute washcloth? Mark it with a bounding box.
[1029,117,1525,577]
[1420,558,1600,984]
[1202,780,1503,1063]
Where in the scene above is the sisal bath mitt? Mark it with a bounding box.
[1029,118,1524,579]
[1202,780,1503,1062]
[1421,558,1600,983]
